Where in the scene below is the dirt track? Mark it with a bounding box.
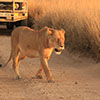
[0,26,100,100]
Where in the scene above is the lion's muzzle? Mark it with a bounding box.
[55,46,64,55]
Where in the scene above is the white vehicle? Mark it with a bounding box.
[0,0,28,29]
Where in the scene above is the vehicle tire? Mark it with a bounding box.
[15,19,28,27]
[15,21,21,27]
[6,22,14,29]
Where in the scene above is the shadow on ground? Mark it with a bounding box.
[0,56,4,67]
[0,25,12,36]
[0,28,12,36]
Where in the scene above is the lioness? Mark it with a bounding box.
[3,26,65,82]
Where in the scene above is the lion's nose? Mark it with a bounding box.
[60,46,64,50]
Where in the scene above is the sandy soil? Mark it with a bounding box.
[0,26,100,100]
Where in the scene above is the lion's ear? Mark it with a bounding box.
[44,26,48,29]
[44,27,55,36]
[43,26,49,35]
[61,29,65,34]
[48,28,55,35]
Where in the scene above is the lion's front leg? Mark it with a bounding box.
[35,66,43,79]
[40,57,54,83]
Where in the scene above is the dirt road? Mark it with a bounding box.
[0,26,100,100]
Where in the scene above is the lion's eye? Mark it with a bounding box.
[57,39,60,42]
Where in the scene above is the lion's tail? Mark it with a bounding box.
[2,52,12,67]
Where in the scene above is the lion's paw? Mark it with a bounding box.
[32,75,43,79]
[16,75,21,80]
[48,80,55,83]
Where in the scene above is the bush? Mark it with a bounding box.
[28,0,100,60]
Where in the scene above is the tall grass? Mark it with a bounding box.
[28,0,100,60]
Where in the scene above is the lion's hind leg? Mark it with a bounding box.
[18,53,26,62]
[12,48,21,79]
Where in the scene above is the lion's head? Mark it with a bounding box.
[45,27,65,54]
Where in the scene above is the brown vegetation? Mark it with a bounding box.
[28,0,100,60]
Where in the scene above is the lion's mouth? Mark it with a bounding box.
[55,48,61,52]
[55,48,62,55]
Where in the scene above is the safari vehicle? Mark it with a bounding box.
[0,0,28,29]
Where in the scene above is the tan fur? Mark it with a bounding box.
[3,26,65,82]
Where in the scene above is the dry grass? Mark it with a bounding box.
[28,0,100,60]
